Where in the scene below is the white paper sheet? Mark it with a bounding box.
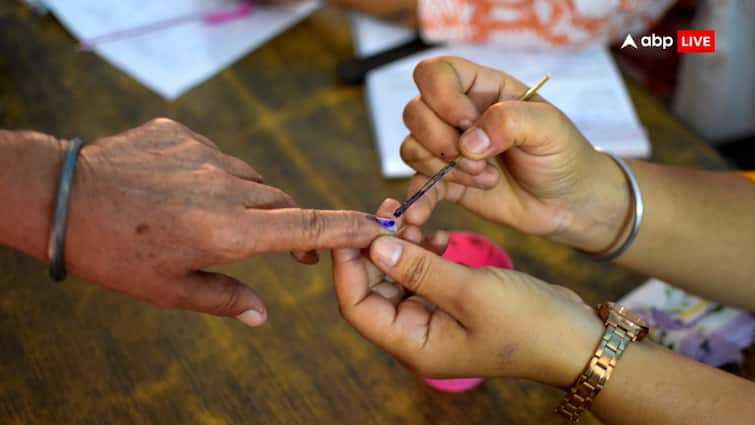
[348,13,414,58]
[352,16,651,178]
[43,0,320,100]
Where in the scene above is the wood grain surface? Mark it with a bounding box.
[1,4,751,425]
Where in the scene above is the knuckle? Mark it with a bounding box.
[537,100,560,115]
[399,136,424,164]
[539,102,571,131]
[147,117,178,128]
[300,209,327,243]
[234,158,258,177]
[335,298,357,323]
[402,253,432,294]
[402,97,421,129]
[481,266,510,287]
[477,267,516,301]
[413,56,450,85]
[436,103,464,123]
[488,102,520,141]
[210,282,242,316]
[486,102,515,128]
[399,136,413,163]
[275,189,297,208]
[196,212,233,252]
[412,58,434,85]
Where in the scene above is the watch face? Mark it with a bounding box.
[599,302,650,330]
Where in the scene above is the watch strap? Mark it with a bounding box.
[556,307,643,422]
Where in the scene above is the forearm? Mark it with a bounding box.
[617,161,755,310]
[591,340,755,425]
[560,154,755,310]
[0,130,64,262]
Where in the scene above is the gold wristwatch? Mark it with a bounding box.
[556,302,649,422]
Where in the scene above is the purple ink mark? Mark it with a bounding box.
[367,216,397,231]
[78,1,255,51]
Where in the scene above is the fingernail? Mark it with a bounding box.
[459,119,474,129]
[372,282,402,300]
[236,309,266,327]
[373,237,403,267]
[472,168,500,188]
[460,127,490,155]
[434,230,448,247]
[457,158,485,173]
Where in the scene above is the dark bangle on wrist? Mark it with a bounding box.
[48,137,83,282]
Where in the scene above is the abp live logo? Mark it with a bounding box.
[621,30,715,53]
[677,30,715,53]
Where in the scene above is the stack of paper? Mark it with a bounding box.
[42,0,320,100]
[351,16,651,178]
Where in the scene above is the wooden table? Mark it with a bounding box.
[1,5,751,425]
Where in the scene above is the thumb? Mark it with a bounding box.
[369,236,481,322]
[178,271,267,327]
[458,101,568,160]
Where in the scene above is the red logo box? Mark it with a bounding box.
[677,30,716,53]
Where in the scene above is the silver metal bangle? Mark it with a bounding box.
[48,137,83,282]
[581,151,644,262]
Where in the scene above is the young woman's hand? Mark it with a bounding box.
[330,198,448,307]
[332,209,603,386]
[401,56,632,253]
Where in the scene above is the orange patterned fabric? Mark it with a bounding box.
[419,0,677,47]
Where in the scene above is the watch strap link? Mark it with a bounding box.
[556,311,636,422]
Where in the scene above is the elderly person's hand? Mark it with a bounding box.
[0,119,386,327]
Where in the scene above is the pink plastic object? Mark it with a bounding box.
[423,231,513,393]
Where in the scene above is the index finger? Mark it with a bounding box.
[223,209,389,257]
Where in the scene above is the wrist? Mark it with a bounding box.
[551,151,633,253]
[517,289,605,388]
[0,130,65,260]
[540,308,604,388]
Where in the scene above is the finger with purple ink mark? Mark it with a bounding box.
[367,215,398,233]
